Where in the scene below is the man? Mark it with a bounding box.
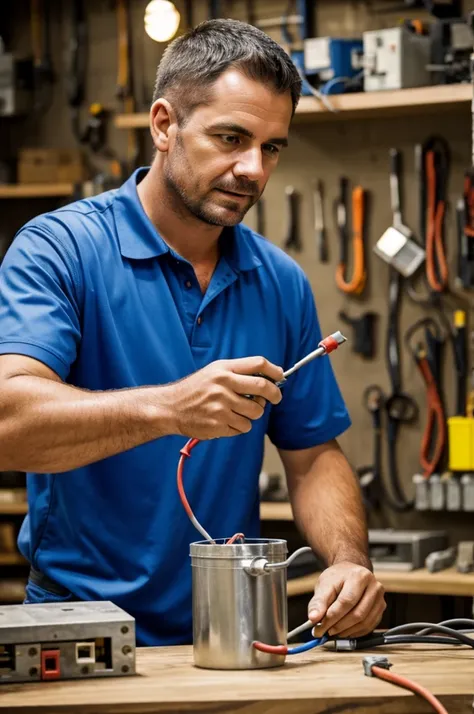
[0,19,385,646]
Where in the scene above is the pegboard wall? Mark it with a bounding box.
[2,0,474,539]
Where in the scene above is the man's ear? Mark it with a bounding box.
[150,98,176,152]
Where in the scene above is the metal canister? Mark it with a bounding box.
[191,538,288,670]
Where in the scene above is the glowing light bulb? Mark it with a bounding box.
[144,0,181,43]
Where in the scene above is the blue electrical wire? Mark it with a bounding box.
[287,635,328,654]
[321,76,350,95]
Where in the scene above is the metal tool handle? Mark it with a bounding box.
[415,143,425,244]
[353,185,365,243]
[283,331,346,379]
[314,181,328,263]
[389,148,402,228]
[337,177,349,264]
[283,186,301,252]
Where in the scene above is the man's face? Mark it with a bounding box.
[163,69,292,227]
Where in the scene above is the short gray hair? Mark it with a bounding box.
[152,18,301,123]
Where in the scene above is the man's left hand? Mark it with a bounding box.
[307,562,386,639]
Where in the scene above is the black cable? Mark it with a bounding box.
[382,262,419,511]
[355,635,470,650]
[386,623,474,647]
[387,268,402,394]
[419,618,474,634]
[385,635,470,647]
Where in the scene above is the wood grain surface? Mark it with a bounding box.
[1,643,473,714]
[115,83,473,128]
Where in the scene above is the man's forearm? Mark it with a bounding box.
[0,375,176,473]
[288,442,371,570]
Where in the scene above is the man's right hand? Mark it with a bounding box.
[162,356,284,439]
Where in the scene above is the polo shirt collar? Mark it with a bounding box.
[113,168,170,260]
[113,168,262,272]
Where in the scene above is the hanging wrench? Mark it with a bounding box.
[283,186,302,253]
[313,180,328,263]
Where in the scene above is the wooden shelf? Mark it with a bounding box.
[115,113,150,129]
[288,566,474,598]
[115,83,472,129]
[0,502,27,515]
[0,580,26,603]
[0,489,27,515]
[0,183,75,199]
[0,553,26,566]
[260,501,292,520]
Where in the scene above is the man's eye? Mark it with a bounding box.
[263,144,280,156]
[220,135,240,145]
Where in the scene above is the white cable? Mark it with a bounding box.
[287,618,314,640]
[191,514,215,544]
[296,66,337,113]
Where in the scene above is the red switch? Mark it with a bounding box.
[41,650,61,680]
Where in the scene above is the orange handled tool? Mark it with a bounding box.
[405,318,447,479]
[416,350,447,478]
[336,183,366,295]
[425,147,448,293]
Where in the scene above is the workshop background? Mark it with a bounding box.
[1,0,474,625]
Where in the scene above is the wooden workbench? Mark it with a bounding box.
[1,643,473,713]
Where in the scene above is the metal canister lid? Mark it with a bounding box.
[190,538,287,562]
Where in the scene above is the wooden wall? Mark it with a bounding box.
[2,0,474,540]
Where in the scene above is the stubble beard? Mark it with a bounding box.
[163,137,256,227]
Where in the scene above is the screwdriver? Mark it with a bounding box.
[252,331,347,389]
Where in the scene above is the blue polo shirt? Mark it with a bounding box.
[0,168,350,645]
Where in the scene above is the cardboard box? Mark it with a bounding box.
[18,148,84,184]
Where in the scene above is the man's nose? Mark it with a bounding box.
[233,148,265,182]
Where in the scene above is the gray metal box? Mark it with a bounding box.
[363,27,431,92]
[0,601,136,684]
[369,529,448,571]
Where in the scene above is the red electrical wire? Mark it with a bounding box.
[177,438,200,520]
[226,533,245,545]
[416,354,446,479]
[177,437,245,544]
[425,150,448,293]
[371,666,448,714]
[253,641,288,655]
